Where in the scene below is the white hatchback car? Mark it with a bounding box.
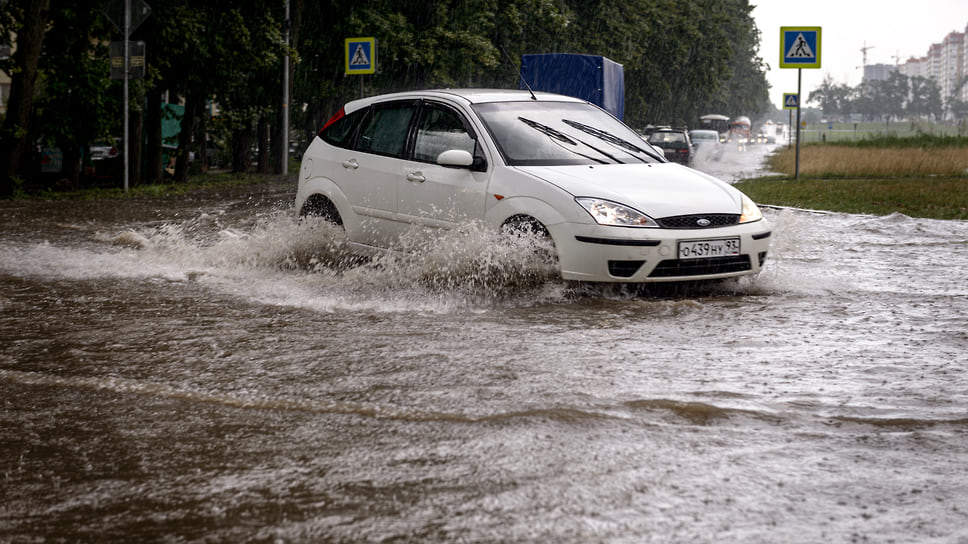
[296,89,771,283]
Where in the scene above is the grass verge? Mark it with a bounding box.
[736,139,968,220]
[15,172,290,201]
[735,176,968,220]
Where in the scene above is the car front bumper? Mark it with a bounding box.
[550,220,772,283]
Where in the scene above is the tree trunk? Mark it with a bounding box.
[196,103,208,174]
[257,115,270,175]
[173,94,202,183]
[0,0,51,197]
[231,127,253,173]
[144,89,164,184]
[129,105,144,186]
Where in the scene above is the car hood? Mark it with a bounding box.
[517,163,742,218]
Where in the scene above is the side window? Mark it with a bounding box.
[356,102,416,158]
[319,108,366,149]
[413,104,477,163]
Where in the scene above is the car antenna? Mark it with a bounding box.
[501,45,537,101]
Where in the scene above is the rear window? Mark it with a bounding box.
[319,108,366,149]
[650,132,686,144]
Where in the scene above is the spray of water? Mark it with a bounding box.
[1,209,817,312]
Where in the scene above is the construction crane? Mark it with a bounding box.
[858,41,875,69]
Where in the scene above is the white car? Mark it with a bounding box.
[688,129,724,161]
[296,89,770,283]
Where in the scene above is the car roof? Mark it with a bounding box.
[341,88,588,113]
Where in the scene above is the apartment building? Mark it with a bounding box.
[899,21,968,109]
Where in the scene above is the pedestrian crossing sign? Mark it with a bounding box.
[780,27,821,69]
[783,93,799,109]
[345,37,377,75]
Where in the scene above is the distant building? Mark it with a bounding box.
[940,31,964,104]
[863,63,896,82]
[894,23,968,116]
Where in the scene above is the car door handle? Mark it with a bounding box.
[406,172,426,183]
[341,159,359,170]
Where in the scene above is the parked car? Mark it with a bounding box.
[646,128,693,165]
[89,138,120,161]
[688,129,724,161]
[296,89,771,283]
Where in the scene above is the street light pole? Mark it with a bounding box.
[281,0,289,176]
[123,0,130,192]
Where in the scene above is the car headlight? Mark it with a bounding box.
[576,197,659,227]
[740,194,763,223]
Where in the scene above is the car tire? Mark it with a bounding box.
[300,195,343,227]
[501,215,558,265]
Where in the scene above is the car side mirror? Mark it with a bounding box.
[437,149,474,168]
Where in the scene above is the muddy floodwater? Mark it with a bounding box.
[2,145,967,543]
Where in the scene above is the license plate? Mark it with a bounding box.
[678,238,740,259]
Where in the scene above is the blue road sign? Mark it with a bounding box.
[780,27,821,69]
[345,37,376,75]
[783,93,799,109]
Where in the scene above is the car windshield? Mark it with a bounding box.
[473,101,663,166]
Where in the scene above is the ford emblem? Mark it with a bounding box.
[696,218,711,227]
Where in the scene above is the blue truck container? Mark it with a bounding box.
[519,53,625,120]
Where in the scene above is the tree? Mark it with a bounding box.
[0,0,50,197]
[808,75,851,120]
[882,71,909,121]
[32,2,117,188]
[3,0,774,191]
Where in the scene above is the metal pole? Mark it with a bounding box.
[795,68,802,180]
[123,0,130,192]
[788,108,793,149]
[281,0,289,176]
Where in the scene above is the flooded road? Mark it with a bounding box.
[2,145,967,542]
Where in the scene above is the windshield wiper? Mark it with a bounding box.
[562,120,662,162]
[518,117,608,164]
[518,117,578,145]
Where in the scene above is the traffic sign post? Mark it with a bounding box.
[103,0,152,192]
[345,37,377,97]
[783,93,798,149]
[780,27,821,180]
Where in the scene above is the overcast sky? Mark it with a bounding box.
[751,0,968,110]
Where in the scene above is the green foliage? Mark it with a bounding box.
[9,0,771,187]
[31,3,117,150]
[824,133,968,149]
[809,71,949,121]
[292,0,770,132]
[736,176,968,220]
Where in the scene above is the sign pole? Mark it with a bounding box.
[795,68,801,180]
[345,37,377,98]
[123,0,130,192]
[281,0,289,176]
[780,26,821,181]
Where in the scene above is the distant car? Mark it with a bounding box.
[89,138,120,161]
[647,128,693,165]
[296,89,771,283]
[688,129,723,161]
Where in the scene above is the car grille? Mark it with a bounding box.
[648,255,751,278]
[608,260,645,278]
[656,214,740,229]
